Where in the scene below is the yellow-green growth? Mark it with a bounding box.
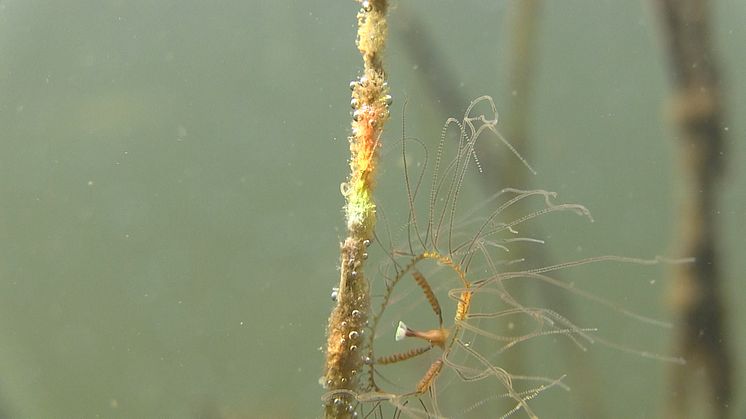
[323,1,390,418]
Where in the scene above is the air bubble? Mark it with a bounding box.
[363,355,373,365]
[349,345,358,352]
[350,98,358,109]
[361,252,368,260]
[362,1,372,12]
[363,239,371,247]
[331,287,339,301]
[352,109,363,121]
[350,270,357,279]
[351,309,361,318]
[349,80,358,90]
[384,94,393,106]
[349,330,359,340]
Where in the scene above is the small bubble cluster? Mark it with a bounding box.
[348,76,392,127]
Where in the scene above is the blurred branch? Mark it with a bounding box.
[652,0,732,417]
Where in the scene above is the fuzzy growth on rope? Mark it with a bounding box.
[323,1,390,418]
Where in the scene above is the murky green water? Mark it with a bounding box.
[0,1,744,418]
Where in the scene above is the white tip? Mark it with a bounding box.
[395,321,408,341]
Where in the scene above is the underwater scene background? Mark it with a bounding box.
[0,1,744,418]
